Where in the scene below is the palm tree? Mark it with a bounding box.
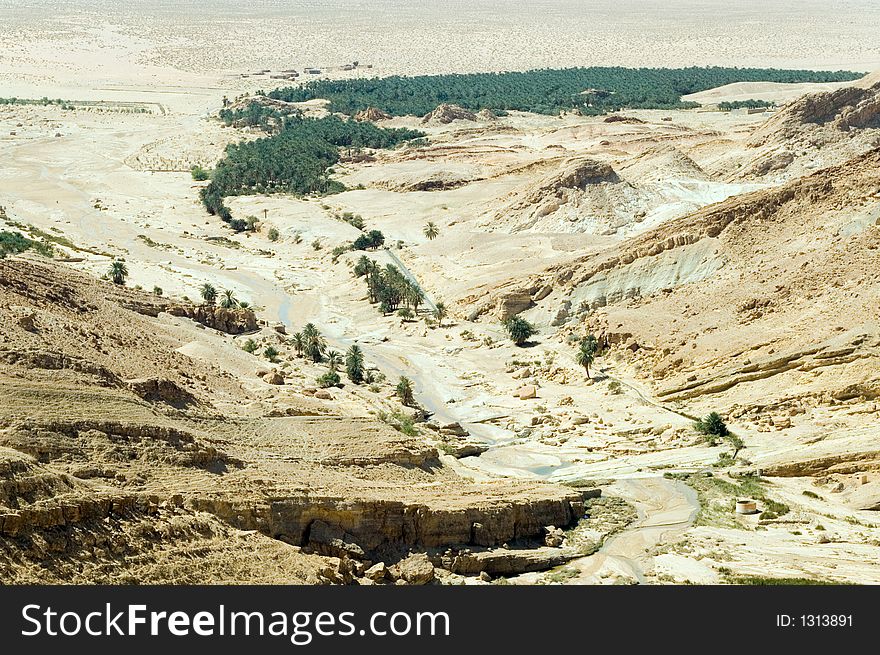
[291,332,305,358]
[302,323,325,362]
[108,260,128,285]
[200,283,217,305]
[345,344,365,383]
[434,301,448,327]
[404,280,423,312]
[326,349,343,372]
[423,222,440,240]
[502,316,536,346]
[219,289,239,309]
[396,376,415,407]
[575,334,599,378]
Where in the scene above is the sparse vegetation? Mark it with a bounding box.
[502,316,536,346]
[667,472,789,529]
[352,229,385,251]
[317,370,341,388]
[396,376,416,407]
[190,165,210,181]
[200,283,217,305]
[242,339,258,354]
[423,222,440,240]
[108,259,128,285]
[718,99,776,111]
[433,301,448,327]
[694,412,729,439]
[302,323,326,362]
[345,344,365,383]
[219,289,239,308]
[264,345,279,362]
[575,334,599,378]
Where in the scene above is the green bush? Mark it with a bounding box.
[694,412,729,438]
[190,165,210,181]
[502,316,537,346]
[317,370,341,388]
[0,231,52,259]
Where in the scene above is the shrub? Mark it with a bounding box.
[396,376,416,407]
[502,316,536,346]
[267,227,280,241]
[242,339,258,354]
[317,370,341,388]
[694,412,729,438]
[190,165,210,181]
[264,345,279,362]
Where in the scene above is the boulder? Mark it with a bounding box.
[544,525,565,548]
[364,562,388,581]
[314,389,333,400]
[439,422,468,437]
[393,553,435,585]
[263,371,284,385]
[518,385,537,400]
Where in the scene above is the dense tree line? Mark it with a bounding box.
[200,114,424,230]
[718,99,776,111]
[268,66,862,117]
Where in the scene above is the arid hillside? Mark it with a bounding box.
[0,257,591,584]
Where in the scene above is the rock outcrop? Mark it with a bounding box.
[496,291,533,320]
[166,304,257,334]
[421,104,477,125]
[354,107,392,122]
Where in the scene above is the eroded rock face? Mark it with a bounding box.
[126,377,199,407]
[434,546,575,575]
[496,291,533,320]
[192,492,586,555]
[166,304,257,334]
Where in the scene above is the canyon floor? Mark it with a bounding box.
[2,2,880,585]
